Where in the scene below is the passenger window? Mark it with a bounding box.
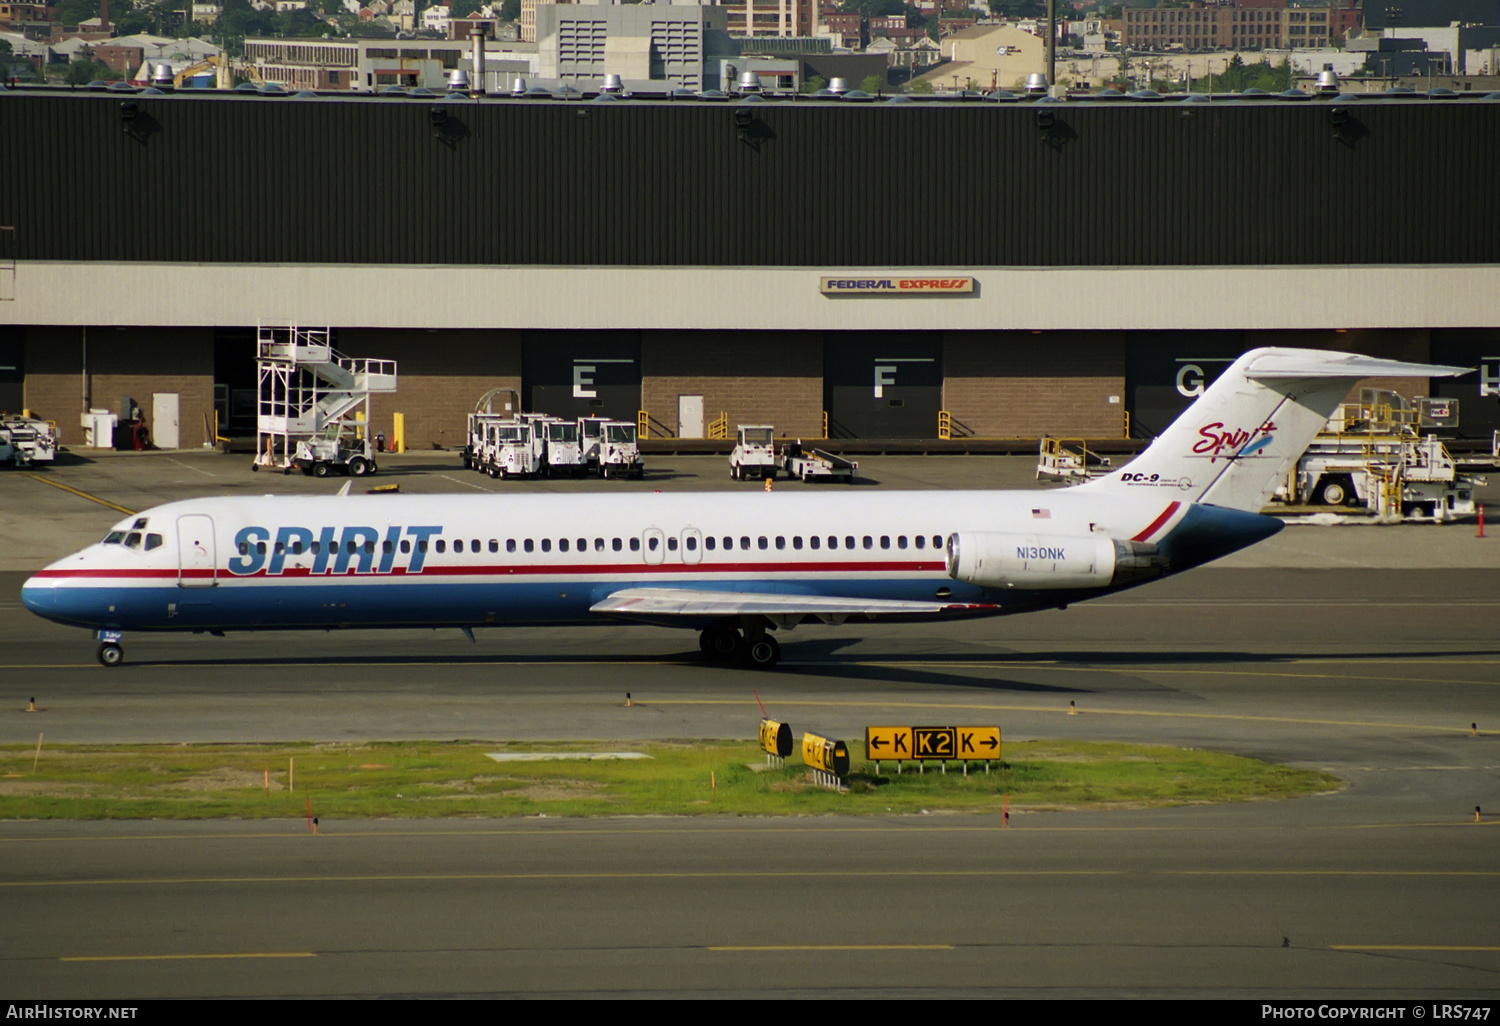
[381,541,391,554]
[490,540,499,553]
[508,539,517,553]
[313,541,322,555]
[846,536,855,549]
[828,536,837,549]
[613,538,622,552]
[452,540,462,553]
[758,537,768,550]
[595,538,604,552]
[809,536,819,550]
[915,536,925,549]
[792,536,802,550]
[275,542,285,555]
[740,537,750,550]
[705,537,716,551]
[145,534,162,551]
[541,539,551,552]
[472,539,480,552]
[399,540,409,554]
[648,537,659,551]
[863,537,873,549]
[436,540,446,554]
[525,539,535,552]
[775,536,785,550]
[880,536,890,549]
[933,535,943,549]
[364,541,375,554]
[897,536,907,549]
[630,538,640,552]
[667,537,678,551]
[417,540,427,553]
[577,538,586,551]
[686,536,697,551]
[236,540,247,555]
[560,539,570,553]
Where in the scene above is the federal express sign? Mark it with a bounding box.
[820,276,975,296]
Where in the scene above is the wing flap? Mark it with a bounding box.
[589,587,952,620]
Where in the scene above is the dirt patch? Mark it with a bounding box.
[170,768,280,792]
[511,780,610,801]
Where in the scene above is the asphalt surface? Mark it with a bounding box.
[1,451,1497,998]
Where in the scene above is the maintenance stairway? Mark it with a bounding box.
[253,324,397,476]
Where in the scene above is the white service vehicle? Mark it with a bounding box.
[542,419,585,476]
[480,419,543,479]
[780,440,858,483]
[291,433,377,478]
[1275,390,1480,521]
[730,425,779,481]
[0,414,57,467]
[598,420,643,479]
[579,415,612,470]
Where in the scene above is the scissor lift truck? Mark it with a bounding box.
[598,420,643,479]
[1036,437,1111,481]
[780,440,858,483]
[730,425,779,480]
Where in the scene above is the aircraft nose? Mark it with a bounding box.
[20,576,55,615]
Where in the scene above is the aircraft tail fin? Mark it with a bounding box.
[1081,348,1468,513]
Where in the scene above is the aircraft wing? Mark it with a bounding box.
[589,587,987,625]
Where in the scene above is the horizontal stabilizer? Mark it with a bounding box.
[1243,351,1468,380]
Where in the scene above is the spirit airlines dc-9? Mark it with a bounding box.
[22,349,1464,668]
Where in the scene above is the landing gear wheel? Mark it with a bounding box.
[250,463,260,473]
[97,642,123,668]
[312,462,330,478]
[744,635,780,669]
[700,625,741,662]
[348,456,371,477]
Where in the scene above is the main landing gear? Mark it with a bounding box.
[698,624,780,669]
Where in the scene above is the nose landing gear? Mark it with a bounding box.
[95,630,124,668]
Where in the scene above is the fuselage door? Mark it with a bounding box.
[642,528,664,565]
[176,514,217,588]
[681,527,702,565]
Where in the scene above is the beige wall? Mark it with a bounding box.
[341,328,522,453]
[23,326,214,448]
[641,330,823,439]
[943,331,1125,439]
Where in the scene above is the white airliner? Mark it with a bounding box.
[22,348,1464,668]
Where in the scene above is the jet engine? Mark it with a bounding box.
[945,533,1166,590]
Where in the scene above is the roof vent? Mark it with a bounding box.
[828,77,848,95]
[601,73,623,94]
[1023,72,1048,96]
[511,77,527,97]
[447,67,470,92]
[151,62,174,89]
[736,70,761,94]
[1315,69,1339,95]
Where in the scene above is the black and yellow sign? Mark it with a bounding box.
[801,732,851,777]
[913,727,957,760]
[866,725,1001,762]
[759,718,793,759]
[865,726,913,760]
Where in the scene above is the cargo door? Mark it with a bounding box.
[176,514,217,588]
[824,332,942,438]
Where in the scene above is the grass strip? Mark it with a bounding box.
[0,739,1340,820]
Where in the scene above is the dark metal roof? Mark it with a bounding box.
[2,89,1499,268]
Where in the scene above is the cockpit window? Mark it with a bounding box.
[103,531,126,545]
[133,518,149,530]
[145,534,163,551]
[125,532,142,549]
